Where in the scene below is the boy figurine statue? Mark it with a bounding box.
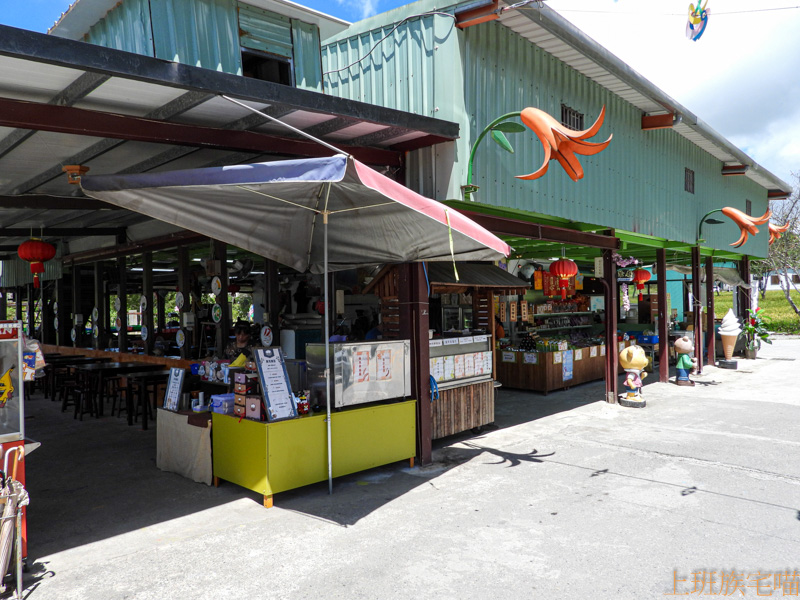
[673,335,697,386]
[618,344,648,408]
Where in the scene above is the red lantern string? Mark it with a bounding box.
[632,268,652,302]
[549,258,578,300]
[17,239,57,289]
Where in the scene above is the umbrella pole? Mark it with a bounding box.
[324,212,333,495]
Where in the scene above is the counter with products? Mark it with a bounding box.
[429,334,495,438]
[169,343,417,507]
[496,339,633,394]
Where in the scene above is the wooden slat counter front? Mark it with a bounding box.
[495,340,631,394]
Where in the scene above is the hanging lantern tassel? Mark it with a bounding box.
[632,268,652,302]
[549,258,578,300]
[18,239,57,288]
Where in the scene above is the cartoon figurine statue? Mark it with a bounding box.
[618,344,648,408]
[673,336,697,386]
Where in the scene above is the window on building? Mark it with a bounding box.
[561,104,584,130]
[793,274,800,284]
[771,275,780,285]
[684,168,695,194]
[242,49,293,86]
[746,199,752,216]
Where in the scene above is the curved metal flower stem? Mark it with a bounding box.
[697,208,723,243]
[464,111,521,200]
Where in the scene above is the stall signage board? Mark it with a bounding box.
[430,357,444,382]
[590,346,598,358]
[454,355,465,379]
[443,338,460,347]
[574,349,583,361]
[601,345,606,356]
[376,349,392,381]
[543,272,576,297]
[473,352,484,375]
[553,351,562,365]
[163,368,185,411]
[520,301,528,321]
[429,339,443,348]
[509,302,517,322]
[443,356,455,380]
[563,350,574,381]
[254,348,297,422]
[502,351,516,363]
[459,336,474,345]
[354,351,370,383]
[474,335,488,343]
[0,321,24,443]
[483,352,492,374]
[523,352,538,365]
[464,353,475,377]
[499,303,506,321]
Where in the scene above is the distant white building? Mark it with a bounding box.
[759,270,800,291]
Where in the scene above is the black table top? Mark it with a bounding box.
[73,361,167,373]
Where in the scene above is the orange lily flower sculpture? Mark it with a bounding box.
[721,207,771,247]
[516,106,612,182]
[768,221,791,245]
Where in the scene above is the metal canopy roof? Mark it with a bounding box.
[497,2,792,196]
[0,24,459,261]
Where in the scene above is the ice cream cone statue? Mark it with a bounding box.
[673,336,697,386]
[619,344,648,408]
[718,308,742,361]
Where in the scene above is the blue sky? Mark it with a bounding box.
[3,1,798,187]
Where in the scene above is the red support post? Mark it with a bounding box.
[691,246,703,374]
[399,263,431,465]
[705,256,716,365]
[656,249,669,382]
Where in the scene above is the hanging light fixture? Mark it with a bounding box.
[549,253,578,300]
[18,238,57,288]
[632,268,652,301]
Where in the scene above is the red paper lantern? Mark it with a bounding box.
[632,268,652,301]
[549,258,578,300]
[18,239,56,288]
[227,283,241,294]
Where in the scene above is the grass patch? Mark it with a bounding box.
[714,290,800,333]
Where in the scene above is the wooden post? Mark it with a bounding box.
[55,275,66,345]
[705,256,716,365]
[213,241,230,354]
[117,246,128,354]
[656,248,669,383]
[266,259,280,331]
[602,249,618,403]
[691,246,703,374]
[93,262,103,349]
[737,256,751,316]
[177,246,190,360]
[71,268,80,347]
[399,263,431,465]
[157,292,166,333]
[142,252,154,355]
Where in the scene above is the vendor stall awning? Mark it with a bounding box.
[426,262,530,293]
[81,154,510,272]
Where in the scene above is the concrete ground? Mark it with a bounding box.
[16,338,800,599]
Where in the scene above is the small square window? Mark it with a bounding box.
[242,49,293,86]
[684,168,695,194]
[561,104,584,130]
[746,199,752,216]
[771,275,780,285]
[792,274,800,284]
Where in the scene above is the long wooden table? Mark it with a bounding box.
[73,362,167,417]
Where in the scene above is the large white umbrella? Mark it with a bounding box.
[82,154,510,492]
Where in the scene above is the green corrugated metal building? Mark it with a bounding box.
[321,0,791,265]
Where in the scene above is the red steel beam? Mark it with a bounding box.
[641,113,675,130]
[0,96,402,166]
[456,210,619,250]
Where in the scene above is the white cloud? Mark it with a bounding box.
[333,0,380,20]
[546,0,800,186]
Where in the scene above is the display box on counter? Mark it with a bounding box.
[210,393,236,415]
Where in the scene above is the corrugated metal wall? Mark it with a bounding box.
[324,16,770,256]
[0,257,63,288]
[80,0,324,90]
[150,0,241,73]
[84,0,155,56]
[291,19,323,93]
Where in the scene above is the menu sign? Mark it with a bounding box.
[254,348,297,422]
[377,350,392,381]
[354,351,370,384]
[162,367,185,411]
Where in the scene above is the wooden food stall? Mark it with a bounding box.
[365,262,528,439]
